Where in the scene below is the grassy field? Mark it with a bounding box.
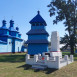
[0,52,77,77]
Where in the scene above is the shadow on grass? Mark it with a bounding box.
[17,64,57,74]
[34,68,57,74]
[0,54,26,63]
[44,68,57,74]
[17,64,32,70]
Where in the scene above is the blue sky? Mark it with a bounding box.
[0,0,67,41]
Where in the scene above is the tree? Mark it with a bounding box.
[48,0,77,54]
[60,34,71,51]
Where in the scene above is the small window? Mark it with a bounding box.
[36,23,39,26]
[40,23,43,26]
[9,42,11,44]
[32,23,35,26]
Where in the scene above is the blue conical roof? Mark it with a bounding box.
[0,26,8,30]
[29,11,47,26]
[0,20,9,30]
[9,20,18,32]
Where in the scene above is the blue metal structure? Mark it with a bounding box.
[0,20,26,53]
[26,11,49,55]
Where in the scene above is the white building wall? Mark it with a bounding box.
[0,38,24,53]
[15,40,23,52]
[7,38,12,52]
[0,43,7,53]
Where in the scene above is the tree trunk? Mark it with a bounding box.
[70,45,74,54]
[70,36,75,54]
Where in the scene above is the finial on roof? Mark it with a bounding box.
[2,20,6,26]
[37,11,40,14]
[16,27,19,31]
[10,20,14,27]
[10,20,14,23]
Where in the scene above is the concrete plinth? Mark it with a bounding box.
[51,31,60,52]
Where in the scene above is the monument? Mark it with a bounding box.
[50,31,62,58]
[26,31,74,69]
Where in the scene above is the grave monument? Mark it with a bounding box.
[26,30,74,69]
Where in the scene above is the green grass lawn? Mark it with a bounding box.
[0,52,77,77]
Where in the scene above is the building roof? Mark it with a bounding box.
[0,34,23,41]
[9,20,18,32]
[9,27,18,32]
[25,39,49,44]
[0,20,9,30]
[0,26,9,30]
[0,40,7,44]
[0,20,23,42]
[29,11,47,26]
[26,29,49,36]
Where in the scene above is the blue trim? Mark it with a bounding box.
[26,39,49,44]
[0,40,7,44]
[27,29,49,36]
[0,27,9,30]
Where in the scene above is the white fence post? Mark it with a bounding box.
[26,54,30,60]
[26,54,30,63]
[42,52,45,56]
[44,55,49,64]
[64,55,68,60]
[70,55,74,62]
[64,55,68,64]
[34,55,38,63]
[38,54,41,56]
[56,56,60,69]
[38,54,41,60]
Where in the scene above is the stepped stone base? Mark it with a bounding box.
[32,64,47,70]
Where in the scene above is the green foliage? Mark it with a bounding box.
[60,34,69,50]
[48,0,77,54]
[0,53,26,62]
